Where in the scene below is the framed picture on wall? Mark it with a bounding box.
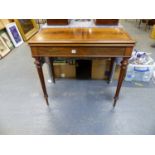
[15,19,39,41]
[0,30,14,50]
[0,36,10,59]
[6,22,23,47]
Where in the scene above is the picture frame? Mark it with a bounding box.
[0,36,10,59]
[6,22,23,47]
[14,19,39,41]
[0,29,14,50]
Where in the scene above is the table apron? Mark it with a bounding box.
[31,46,128,57]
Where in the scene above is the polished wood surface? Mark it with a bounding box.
[31,46,126,57]
[29,28,134,44]
[113,57,129,106]
[28,27,135,107]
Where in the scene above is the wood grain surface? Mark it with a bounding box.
[28,28,135,45]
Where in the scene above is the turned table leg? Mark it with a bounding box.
[113,57,129,107]
[34,57,49,105]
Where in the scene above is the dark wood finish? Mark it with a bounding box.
[113,57,129,107]
[95,19,119,25]
[47,19,69,25]
[28,28,135,106]
[34,57,49,105]
[31,47,125,57]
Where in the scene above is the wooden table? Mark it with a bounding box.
[28,27,135,107]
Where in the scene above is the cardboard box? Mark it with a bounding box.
[54,63,76,78]
[91,59,109,80]
[114,65,120,80]
[92,59,120,80]
[151,25,155,39]
[53,60,120,80]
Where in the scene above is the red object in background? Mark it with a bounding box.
[46,19,69,25]
[95,19,119,25]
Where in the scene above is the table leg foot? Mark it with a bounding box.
[113,97,118,107]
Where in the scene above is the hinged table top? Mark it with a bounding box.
[28,28,135,45]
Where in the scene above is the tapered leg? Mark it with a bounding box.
[34,57,49,105]
[108,57,116,83]
[113,57,129,107]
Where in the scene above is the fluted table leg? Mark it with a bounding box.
[113,57,129,107]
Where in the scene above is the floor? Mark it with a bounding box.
[0,20,155,135]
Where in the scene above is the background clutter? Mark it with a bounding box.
[125,49,155,82]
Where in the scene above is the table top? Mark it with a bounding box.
[28,27,135,45]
